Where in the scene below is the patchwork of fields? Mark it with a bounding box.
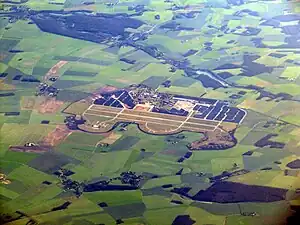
[1,0,300,225]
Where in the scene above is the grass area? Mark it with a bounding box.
[142,175,181,189]
[24,197,66,215]
[66,150,133,180]
[144,206,188,225]
[58,142,97,153]
[2,184,60,214]
[32,211,69,224]
[2,21,43,39]
[235,76,273,88]
[226,215,265,225]
[255,55,286,67]
[268,101,300,126]
[0,90,32,113]
[123,149,141,170]
[9,52,42,75]
[28,111,66,124]
[0,159,22,176]
[3,151,39,164]
[69,44,116,61]
[122,217,146,225]
[127,135,167,153]
[66,60,104,72]
[25,0,65,10]
[143,195,177,210]
[227,20,241,29]
[237,95,279,114]
[215,68,243,76]
[7,165,57,188]
[0,110,32,125]
[26,185,62,205]
[211,156,244,175]
[268,173,299,189]
[159,82,206,97]
[63,100,90,115]
[134,11,173,24]
[0,123,55,146]
[280,67,299,80]
[67,82,105,93]
[185,206,225,225]
[234,126,252,142]
[281,115,300,126]
[85,190,142,206]
[130,156,182,176]
[64,196,102,216]
[65,132,105,146]
[191,144,256,161]
[182,132,204,143]
[266,83,300,96]
[74,213,115,224]
[201,88,229,100]
[138,62,172,79]
[228,171,279,186]
[208,8,226,26]
[146,35,187,53]
[0,185,20,200]
[0,62,8,73]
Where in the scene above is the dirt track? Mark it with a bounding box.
[44,60,68,81]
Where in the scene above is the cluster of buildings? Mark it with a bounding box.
[37,83,59,97]
[64,115,85,130]
[129,84,176,109]
[0,173,11,185]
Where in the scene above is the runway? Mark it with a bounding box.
[82,104,220,134]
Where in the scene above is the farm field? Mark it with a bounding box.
[1,0,300,225]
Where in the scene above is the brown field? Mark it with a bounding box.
[284,140,300,155]
[21,96,36,110]
[134,104,151,111]
[219,122,237,132]
[37,98,64,114]
[188,129,236,150]
[0,52,7,61]
[63,100,91,115]
[80,104,221,134]
[237,99,256,109]
[115,78,131,84]
[41,125,72,146]
[99,132,122,145]
[0,80,15,91]
[9,145,52,153]
[99,85,118,94]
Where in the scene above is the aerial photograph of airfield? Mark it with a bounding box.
[0,0,300,225]
[77,85,246,134]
